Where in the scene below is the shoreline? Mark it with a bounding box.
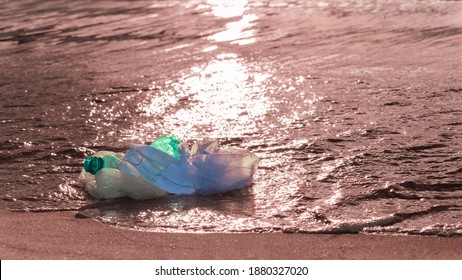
[0,209,461,260]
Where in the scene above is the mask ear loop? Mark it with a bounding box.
[120,146,144,166]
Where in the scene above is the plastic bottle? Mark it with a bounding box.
[78,149,168,199]
[83,135,180,175]
[83,154,121,175]
[79,136,184,199]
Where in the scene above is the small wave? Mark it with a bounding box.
[405,144,447,152]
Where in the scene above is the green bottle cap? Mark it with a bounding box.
[83,157,104,175]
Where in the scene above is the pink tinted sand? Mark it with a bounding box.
[1,209,461,259]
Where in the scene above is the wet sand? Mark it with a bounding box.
[0,209,461,260]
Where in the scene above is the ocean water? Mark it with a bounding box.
[1,0,461,236]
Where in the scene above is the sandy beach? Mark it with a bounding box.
[0,208,461,260]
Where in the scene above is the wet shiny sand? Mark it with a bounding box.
[1,209,461,259]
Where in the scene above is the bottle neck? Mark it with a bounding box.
[83,157,105,175]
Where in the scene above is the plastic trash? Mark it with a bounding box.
[78,136,259,199]
[150,134,181,159]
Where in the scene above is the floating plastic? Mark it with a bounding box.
[78,136,259,199]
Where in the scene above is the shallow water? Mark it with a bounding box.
[1,0,461,236]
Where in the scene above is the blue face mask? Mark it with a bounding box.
[117,145,196,195]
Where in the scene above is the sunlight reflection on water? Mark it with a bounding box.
[206,0,248,18]
[206,0,258,45]
[209,14,258,45]
[128,0,266,139]
[140,53,271,139]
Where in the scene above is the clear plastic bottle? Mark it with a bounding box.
[83,154,121,175]
[79,150,168,199]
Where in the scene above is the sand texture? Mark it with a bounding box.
[1,209,461,260]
